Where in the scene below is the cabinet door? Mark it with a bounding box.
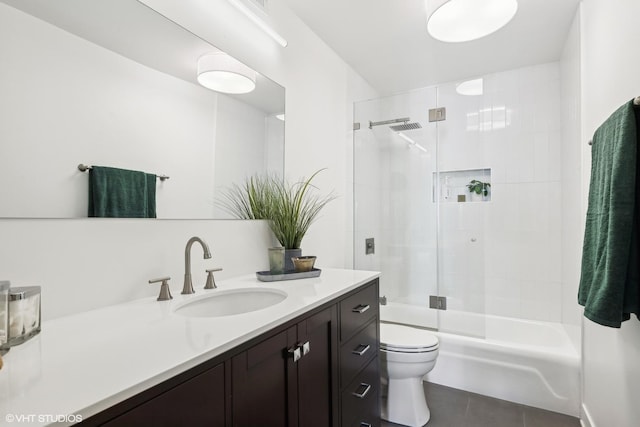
[102,362,226,427]
[231,307,338,427]
[297,306,338,427]
[231,328,297,427]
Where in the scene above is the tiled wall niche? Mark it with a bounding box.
[434,168,492,203]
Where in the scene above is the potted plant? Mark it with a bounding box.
[466,179,491,201]
[218,169,336,270]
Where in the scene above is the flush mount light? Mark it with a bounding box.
[456,78,483,96]
[426,0,518,43]
[197,52,257,94]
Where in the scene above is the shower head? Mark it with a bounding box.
[369,117,422,131]
[389,122,422,132]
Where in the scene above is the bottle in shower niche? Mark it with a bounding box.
[441,176,451,201]
[0,281,9,355]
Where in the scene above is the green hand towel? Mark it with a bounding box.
[88,166,157,218]
[578,99,640,327]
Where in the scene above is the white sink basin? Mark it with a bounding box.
[173,288,287,318]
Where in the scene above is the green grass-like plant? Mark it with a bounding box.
[217,174,278,220]
[218,169,336,249]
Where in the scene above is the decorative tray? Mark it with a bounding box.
[256,268,322,282]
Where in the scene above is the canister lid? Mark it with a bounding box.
[9,286,41,301]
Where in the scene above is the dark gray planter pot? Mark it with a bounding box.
[284,248,302,271]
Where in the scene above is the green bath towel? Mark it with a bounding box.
[88,166,157,218]
[578,99,640,327]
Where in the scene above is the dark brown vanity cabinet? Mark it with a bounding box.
[84,279,379,427]
[99,363,227,427]
[339,282,381,427]
[232,306,339,426]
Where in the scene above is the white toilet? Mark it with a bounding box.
[380,323,439,427]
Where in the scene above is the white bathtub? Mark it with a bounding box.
[381,302,580,416]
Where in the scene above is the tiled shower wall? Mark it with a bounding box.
[479,63,563,322]
[435,63,564,322]
[355,61,575,325]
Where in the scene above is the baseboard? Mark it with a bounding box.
[580,403,594,427]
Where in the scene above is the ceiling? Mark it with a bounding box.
[2,0,285,114]
[284,0,580,96]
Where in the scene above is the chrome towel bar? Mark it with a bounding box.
[588,96,640,146]
[77,164,169,181]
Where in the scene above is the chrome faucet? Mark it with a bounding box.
[182,236,212,294]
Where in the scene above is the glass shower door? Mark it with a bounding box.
[435,81,487,338]
[353,82,489,338]
[353,88,440,330]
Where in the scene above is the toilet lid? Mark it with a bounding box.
[380,323,439,352]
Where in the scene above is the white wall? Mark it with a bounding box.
[0,3,274,219]
[0,0,377,320]
[0,219,274,320]
[139,0,379,268]
[560,10,582,329]
[580,1,640,426]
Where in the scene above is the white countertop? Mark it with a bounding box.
[0,268,379,426]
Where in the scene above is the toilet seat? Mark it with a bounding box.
[380,323,439,353]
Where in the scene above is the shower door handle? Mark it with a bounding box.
[352,304,370,314]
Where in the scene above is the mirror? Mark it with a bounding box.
[0,0,285,219]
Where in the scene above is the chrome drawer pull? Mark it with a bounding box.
[352,383,372,399]
[352,304,370,314]
[360,423,372,427]
[352,344,371,356]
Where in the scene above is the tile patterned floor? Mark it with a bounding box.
[381,382,581,427]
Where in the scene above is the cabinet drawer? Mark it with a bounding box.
[341,319,378,387]
[340,283,378,341]
[350,417,380,427]
[341,357,379,427]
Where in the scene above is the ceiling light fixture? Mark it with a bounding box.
[426,0,518,43]
[227,0,288,47]
[456,78,483,96]
[197,52,257,94]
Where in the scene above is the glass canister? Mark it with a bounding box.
[0,281,9,355]
[268,247,285,274]
[7,286,41,347]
